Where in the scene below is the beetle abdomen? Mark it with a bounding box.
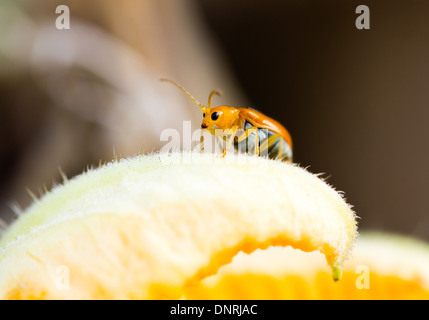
[234,121,293,162]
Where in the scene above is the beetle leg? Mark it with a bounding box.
[235,126,260,156]
[222,126,238,158]
[275,135,283,160]
[259,133,282,158]
[237,126,257,143]
[259,137,269,156]
[254,127,259,155]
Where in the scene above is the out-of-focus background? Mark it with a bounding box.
[1,0,428,241]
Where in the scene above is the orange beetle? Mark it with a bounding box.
[161,79,293,162]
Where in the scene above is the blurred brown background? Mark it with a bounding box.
[1,0,428,241]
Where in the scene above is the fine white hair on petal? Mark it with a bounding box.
[0,152,357,299]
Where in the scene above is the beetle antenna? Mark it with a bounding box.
[160,78,207,113]
[208,89,222,110]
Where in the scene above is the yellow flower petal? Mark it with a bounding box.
[0,152,357,299]
[185,232,429,300]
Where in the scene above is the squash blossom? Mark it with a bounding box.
[0,152,427,299]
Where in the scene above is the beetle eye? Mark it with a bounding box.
[203,113,205,118]
[211,112,219,121]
